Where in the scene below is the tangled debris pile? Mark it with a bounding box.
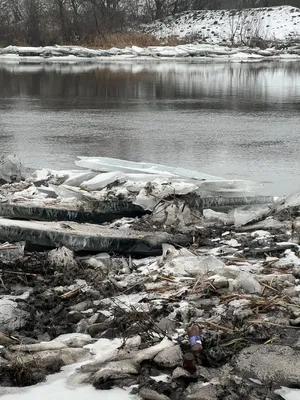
[0,155,300,399]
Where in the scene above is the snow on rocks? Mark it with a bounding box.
[0,298,28,331]
[1,155,300,398]
[0,155,23,184]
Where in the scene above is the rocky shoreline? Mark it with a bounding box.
[0,155,299,399]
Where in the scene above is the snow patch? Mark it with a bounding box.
[144,6,300,44]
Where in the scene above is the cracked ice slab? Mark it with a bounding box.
[0,202,147,224]
[75,156,224,181]
[0,218,190,255]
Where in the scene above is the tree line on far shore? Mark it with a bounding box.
[0,0,299,46]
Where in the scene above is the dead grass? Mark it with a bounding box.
[83,32,187,49]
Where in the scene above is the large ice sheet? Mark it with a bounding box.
[75,156,223,181]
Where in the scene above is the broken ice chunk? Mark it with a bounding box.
[80,172,126,191]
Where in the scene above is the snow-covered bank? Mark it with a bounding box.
[0,43,300,63]
[1,6,300,64]
[144,5,300,44]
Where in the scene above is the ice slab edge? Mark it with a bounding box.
[0,196,274,225]
[0,202,148,224]
[184,194,274,211]
[0,218,191,255]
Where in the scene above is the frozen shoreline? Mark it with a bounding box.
[1,155,300,399]
[1,43,300,64]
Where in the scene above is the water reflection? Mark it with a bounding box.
[0,61,299,195]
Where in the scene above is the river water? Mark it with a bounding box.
[0,60,299,196]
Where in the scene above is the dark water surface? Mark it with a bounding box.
[0,61,299,195]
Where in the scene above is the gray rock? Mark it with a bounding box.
[283,280,294,287]
[0,155,23,184]
[292,338,300,349]
[59,347,91,364]
[236,273,261,294]
[76,319,89,333]
[71,300,93,312]
[186,382,218,400]
[154,345,182,368]
[87,313,99,325]
[233,307,253,321]
[293,266,300,279]
[282,287,300,297]
[93,359,139,382]
[139,387,170,400]
[37,332,51,342]
[289,317,300,327]
[256,274,296,288]
[88,322,110,337]
[0,355,8,367]
[172,367,191,379]
[155,318,176,335]
[0,299,28,332]
[196,366,216,381]
[212,275,229,289]
[0,332,19,346]
[68,311,84,324]
[234,345,300,385]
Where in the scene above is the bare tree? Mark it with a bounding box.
[0,0,298,46]
[24,0,42,45]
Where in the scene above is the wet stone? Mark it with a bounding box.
[68,311,84,324]
[234,345,300,386]
[289,317,300,326]
[139,387,171,400]
[154,345,183,369]
[186,382,218,400]
[88,322,111,337]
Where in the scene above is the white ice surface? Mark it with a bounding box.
[0,371,136,400]
[275,387,300,400]
[0,337,139,400]
[75,156,223,180]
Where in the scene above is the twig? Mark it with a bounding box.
[219,337,246,347]
[260,282,279,293]
[248,320,300,329]
[122,277,149,294]
[0,269,40,278]
[201,321,238,333]
[60,285,85,299]
[157,276,178,283]
[191,275,202,292]
[0,275,7,290]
